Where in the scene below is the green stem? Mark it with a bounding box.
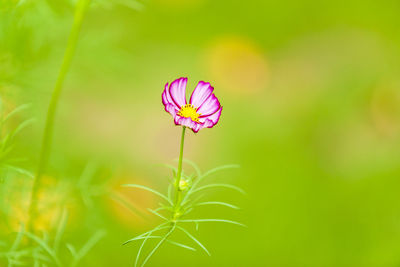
[28,0,91,233]
[173,126,186,213]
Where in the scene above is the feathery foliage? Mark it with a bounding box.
[0,211,105,267]
[124,160,244,267]
[0,101,34,179]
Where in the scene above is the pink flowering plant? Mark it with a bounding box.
[123,77,244,266]
[162,77,222,132]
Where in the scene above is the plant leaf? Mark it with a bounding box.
[134,224,167,267]
[3,104,31,123]
[23,232,62,267]
[53,208,68,253]
[10,224,24,252]
[176,226,210,256]
[191,183,245,195]
[3,165,34,178]
[66,243,77,258]
[194,201,240,210]
[10,118,35,138]
[70,230,106,267]
[122,184,172,205]
[147,209,168,221]
[202,164,240,178]
[109,193,147,220]
[124,224,169,245]
[122,235,195,251]
[161,163,177,174]
[182,159,201,178]
[178,219,246,227]
[75,230,106,260]
[140,224,176,267]
[167,182,173,203]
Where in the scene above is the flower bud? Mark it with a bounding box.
[178,179,189,191]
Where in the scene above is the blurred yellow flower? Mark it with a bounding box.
[3,175,69,233]
[204,36,268,95]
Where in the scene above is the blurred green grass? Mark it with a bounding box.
[1,0,400,266]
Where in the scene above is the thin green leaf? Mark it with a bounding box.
[165,239,195,251]
[53,208,68,253]
[7,258,27,266]
[10,119,35,137]
[3,104,31,123]
[31,251,51,263]
[66,243,77,258]
[122,184,172,205]
[147,209,168,221]
[182,207,193,216]
[176,226,210,256]
[185,164,240,202]
[181,192,205,207]
[191,183,245,195]
[182,173,194,182]
[140,224,176,267]
[3,165,34,178]
[194,201,240,210]
[122,235,195,251]
[23,232,62,267]
[161,163,177,174]
[134,224,167,267]
[70,230,106,267]
[182,159,201,177]
[2,249,29,258]
[181,193,205,207]
[76,230,106,260]
[1,133,11,151]
[156,204,173,212]
[167,183,173,203]
[124,223,169,245]
[78,161,98,187]
[109,193,147,220]
[178,219,246,227]
[10,224,24,252]
[124,235,162,243]
[42,231,50,244]
[202,164,240,178]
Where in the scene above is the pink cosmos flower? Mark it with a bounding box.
[162,77,222,133]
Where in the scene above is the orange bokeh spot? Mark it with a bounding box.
[105,176,158,230]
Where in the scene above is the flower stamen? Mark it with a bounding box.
[177,104,201,123]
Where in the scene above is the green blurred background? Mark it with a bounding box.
[2,0,400,266]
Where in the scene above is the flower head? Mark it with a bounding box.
[162,77,222,133]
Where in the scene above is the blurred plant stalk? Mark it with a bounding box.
[28,0,91,233]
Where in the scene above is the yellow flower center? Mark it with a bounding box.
[177,104,201,123]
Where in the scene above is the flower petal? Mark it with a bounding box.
[199,106,222,129]
[189,81,214,108]
[175,117,200,132]
[197,93,221,117]
[165,103,178,117]
[169,77,187,108]
[162,83,176,107]
[192,124,202,133]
